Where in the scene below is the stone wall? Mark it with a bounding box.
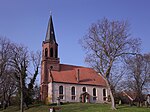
[48,82,108,103]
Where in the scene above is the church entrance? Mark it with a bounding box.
[80,92,90,103]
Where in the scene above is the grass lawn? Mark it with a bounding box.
[0,103,149,112]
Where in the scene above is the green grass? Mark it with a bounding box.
[0,103,149,112]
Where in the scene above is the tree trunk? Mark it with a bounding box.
[20,90,23,112]
[3,92,7,109]
[137,101,141,107]
[105,79,116,110]
[20,74,23,112]
[7,95,11,106]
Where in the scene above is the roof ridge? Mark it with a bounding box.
[60,63,91,69]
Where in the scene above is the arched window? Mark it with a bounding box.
[71,87,75,100]
[93,88,97,100]
[55,49,57,58]
[82,87,86,92]
[45,48,48,57]
[103,89,106,101]
[59,86,63,99]
[50,48,53,57]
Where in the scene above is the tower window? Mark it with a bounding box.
[55,49,57,58]
[71,86,75,100]
[59,86,63,99]
[45,48,48,57]
[50,48,53,57]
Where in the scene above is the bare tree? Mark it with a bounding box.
[10,44,29,112]
[125,54,150,106]
[109,65,126,94]
[0,37,41,111]
[80,18,140,109]
[10,44,41,112]
[0,37,17,109]
[26,51,41,106]
[0,37,12,78]
[0,69,17,107]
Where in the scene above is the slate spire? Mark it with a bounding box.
[45,15,57,43]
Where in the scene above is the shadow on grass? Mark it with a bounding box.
[0,106,20,112]
[28,103,43,108]
[117,105,130,109]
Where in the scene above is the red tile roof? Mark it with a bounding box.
[49,64,107,87]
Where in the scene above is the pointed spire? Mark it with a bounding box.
[45,14,57,43]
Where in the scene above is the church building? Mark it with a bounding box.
[40,15,109,103]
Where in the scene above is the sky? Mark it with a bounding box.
[0,0,150,68]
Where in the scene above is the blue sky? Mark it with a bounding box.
[0,0,150,67]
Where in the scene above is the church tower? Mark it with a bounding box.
[40,15,60,102]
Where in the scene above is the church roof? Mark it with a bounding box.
[45,15,57,43]
[50,64,107,87]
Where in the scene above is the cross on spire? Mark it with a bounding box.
[50,11,52,16]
